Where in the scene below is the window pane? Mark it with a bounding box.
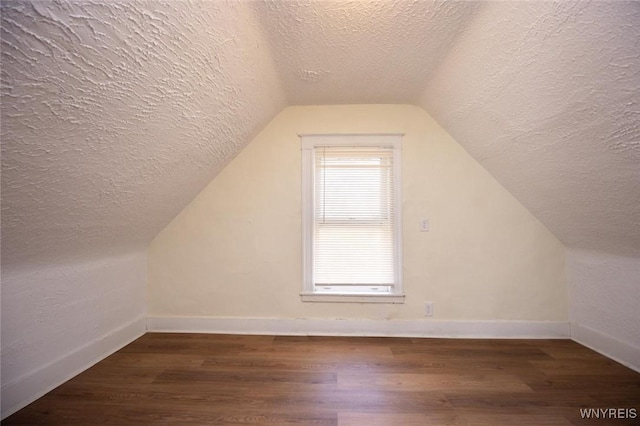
[313,146,396,290]
[316,166,384,221]
[315,225,394,284]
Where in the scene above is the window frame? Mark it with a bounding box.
[300,134,404,304]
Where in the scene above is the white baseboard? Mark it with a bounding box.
[10,317,638,420]
[147,316,570,339]
[1,316,146,420]
[571,322,640,373]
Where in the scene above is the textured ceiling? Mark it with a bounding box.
[254,0,481,105]
[419,1,640,257]
[1,0,285,267]
[1,0,639,268]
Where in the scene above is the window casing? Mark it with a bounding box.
[301,134,404,303]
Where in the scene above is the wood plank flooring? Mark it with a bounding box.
[5,333,640,425]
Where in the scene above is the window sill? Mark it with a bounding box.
[300,293,405,304]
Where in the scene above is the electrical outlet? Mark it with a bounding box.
[420,218,430,232]
[424,302,434,317]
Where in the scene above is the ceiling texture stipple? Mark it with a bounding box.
[254,0,482,105]
[1,0,639,268]
[419,1,640,257]
[1,0,285,267]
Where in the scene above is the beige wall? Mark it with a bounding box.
[148,105,567,321]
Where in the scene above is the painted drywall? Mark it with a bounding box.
[148,105,567,323]
[567,249,640,371]
[1,0,285,268]
[0,250,147,418]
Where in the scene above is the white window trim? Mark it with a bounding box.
[300,133,404,304]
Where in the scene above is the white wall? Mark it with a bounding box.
[1,251,147,418]
[148,105,567,331]
[567,249,640,371]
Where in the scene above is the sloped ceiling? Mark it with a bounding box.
[1,0,286,267]
[420,1,640,257]
[2,0,639,268]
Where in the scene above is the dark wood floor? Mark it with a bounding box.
[5,333,640,425]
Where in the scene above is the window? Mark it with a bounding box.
[301,134,404,303]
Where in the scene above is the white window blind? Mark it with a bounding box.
[301,134,403,302]
[313,145,398,293]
